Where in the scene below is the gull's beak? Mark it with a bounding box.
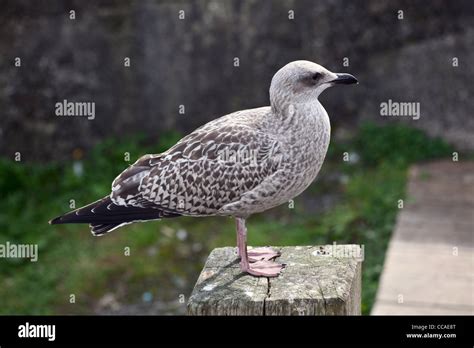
[330,73,358,85]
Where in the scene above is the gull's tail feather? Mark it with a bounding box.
[49,196,180,236]
[89,222,131,236]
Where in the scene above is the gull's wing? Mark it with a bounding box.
[111,122,283,216]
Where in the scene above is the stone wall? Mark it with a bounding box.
[0,0,473,161]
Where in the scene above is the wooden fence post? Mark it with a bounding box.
[187,245,362,315]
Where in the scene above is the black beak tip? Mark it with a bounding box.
[334,73,358,85]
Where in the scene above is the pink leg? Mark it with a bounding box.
[236,222,242,257]
[235,218,283,277]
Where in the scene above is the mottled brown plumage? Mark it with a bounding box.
[110,107,282,218]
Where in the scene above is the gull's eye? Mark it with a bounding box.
[312,72,322,81]
[301,72,323,87]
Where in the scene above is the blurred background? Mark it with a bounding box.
[0,0,472,315]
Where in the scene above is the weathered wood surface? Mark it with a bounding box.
[187,245,362,315]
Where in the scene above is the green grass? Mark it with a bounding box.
[0,122,456,314]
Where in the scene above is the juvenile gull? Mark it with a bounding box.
[50,60,358,277]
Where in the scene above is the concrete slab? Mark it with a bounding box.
[372,160,474,315]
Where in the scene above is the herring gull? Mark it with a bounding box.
[50,60,358,277]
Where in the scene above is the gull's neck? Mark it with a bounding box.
[270,98,324,121]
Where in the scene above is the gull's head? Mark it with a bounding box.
[269,60,358,110]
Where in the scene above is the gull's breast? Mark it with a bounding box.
[280,104,331,199]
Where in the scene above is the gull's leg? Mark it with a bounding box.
[235,217,246,259]
[235,217,284,277]
[236,218,243,258]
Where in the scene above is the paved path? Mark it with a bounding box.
[372,160,474,315]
